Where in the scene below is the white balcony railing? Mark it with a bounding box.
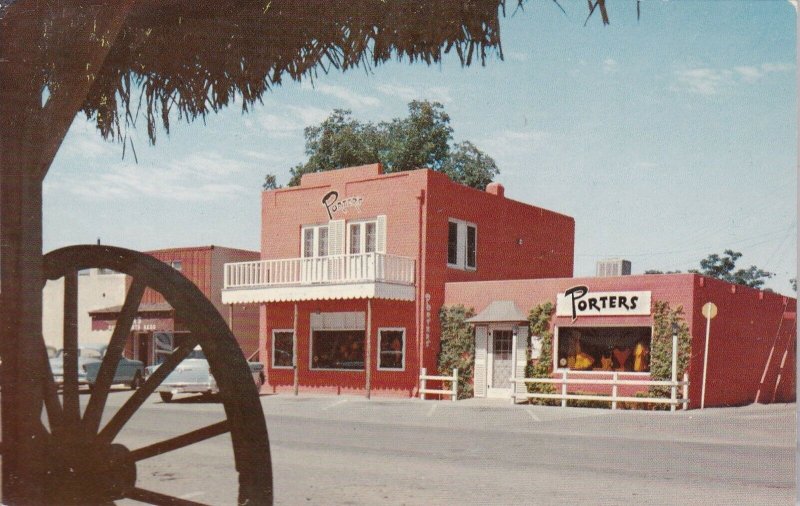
[224,253,415,289]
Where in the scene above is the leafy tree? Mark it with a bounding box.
[437,305,476,399]
[690,250,773,289]
[286,101,498,190]
[262,173,281,190]
[648,301,691,399]
[644,269,682,275]
[791,278,797,292]
[525,302,556,401]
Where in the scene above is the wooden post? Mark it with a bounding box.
[701,312,712,409]
[682,372,690,410]
[611,372,618,410]
[452,368,458,401]
[671,330,678,412]
[561,370,568,407]
[420,367,427,400]
[63,271,80,428]
[260,304,268,388]
[292,303,299,396]
[366,299,372,399]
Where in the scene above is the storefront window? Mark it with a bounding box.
[378,328,405,370]
[273,330,294,368]
[556,326,651,373]
[311,330,365,370]
[466,225,477,268]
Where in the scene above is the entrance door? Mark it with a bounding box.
[136,332,151,365]
[488,329,513,397]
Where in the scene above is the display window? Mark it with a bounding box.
[377,328,405,370]
[311,330,365,370]
[556,326,651,373]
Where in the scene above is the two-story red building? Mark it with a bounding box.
[221,163,795,407]
[91,245,261,366]
[222,164,575,396]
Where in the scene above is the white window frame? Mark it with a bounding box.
[271,329,295,369]
[447,218,477,271]
[301,224,329,258]
[346,219,378,255]
[377,327,406,371]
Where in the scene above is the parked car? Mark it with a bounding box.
[50,345,145,390]
[49,346,104,386]
[84,353,145,390]
[146,346,265,402]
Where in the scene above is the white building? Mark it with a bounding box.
[42,268,127,349]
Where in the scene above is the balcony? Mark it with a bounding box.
[222,253,416,304]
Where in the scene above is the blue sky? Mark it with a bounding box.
[44,1,797,294]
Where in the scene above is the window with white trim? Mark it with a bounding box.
[301,224,329,258]
[347,220,377,255]
[272,330,294,368]
[377,328,405,370]
[447,219,477,270]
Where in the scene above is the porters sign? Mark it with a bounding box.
[322,190,364,219]
[556,285,651,321]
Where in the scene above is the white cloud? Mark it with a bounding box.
[674,62,794,95]
[602,58,618,74]
[375,83,452,104]
[50,151,252,202]
[475,129,550,175]
[673,68,733,95]
[301,82,380,108]
[60,119,118,159]
[506,51,528,63]
[252,104,330,138]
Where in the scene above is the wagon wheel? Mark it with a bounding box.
[37,244,272,505]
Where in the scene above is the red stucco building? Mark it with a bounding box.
[222,164,795,407]
[222,163,574,396]
[91,245,260,366]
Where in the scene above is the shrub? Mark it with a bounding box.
[648,301,691,399]
[437,305,476,399]
[525,302,557,405]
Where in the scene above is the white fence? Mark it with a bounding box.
[419,368,458,401]
[511,371,690,411]
[224,253,415,288]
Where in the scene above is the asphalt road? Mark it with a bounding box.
[93,392,795,505]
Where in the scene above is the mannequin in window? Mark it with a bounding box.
[633,341,650,372]
[572,339,595,370]
[613,347,632,371]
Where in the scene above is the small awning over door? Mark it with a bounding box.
[465,300,526,324]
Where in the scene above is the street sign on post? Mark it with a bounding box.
[700,302,718,409]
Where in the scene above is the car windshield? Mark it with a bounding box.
[187,349,206,360]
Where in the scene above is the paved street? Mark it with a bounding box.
[91,392,796,505]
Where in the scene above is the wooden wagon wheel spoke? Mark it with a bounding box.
[82,278,147,435]
[62,270,81,429]
[39,244,272,505]
[127,420,230,463]
[97,340,197,444]
[39,341,65,435]
[125,486,210,506]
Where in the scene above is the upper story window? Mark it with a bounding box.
[447,219,477,270]
[302,225,329,258]
[348,220,377,255]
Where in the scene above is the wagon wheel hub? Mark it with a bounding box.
[45,440,136,504]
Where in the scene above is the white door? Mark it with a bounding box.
[487,328,513,398]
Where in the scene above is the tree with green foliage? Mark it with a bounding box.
[286,101,499,189]
[648,301,692,399]
[690,250,773,289]
[790,278,796,292]
[262,173,281,190]
[437,305,476,399]
[646,250,774,289]
[525,302,556,399]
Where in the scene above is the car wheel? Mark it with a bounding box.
[130,372,142,390]
[159,392,173,403]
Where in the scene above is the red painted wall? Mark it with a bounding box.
[259,164,575,392]
[444,274,797,408]
[262,300,418,397]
